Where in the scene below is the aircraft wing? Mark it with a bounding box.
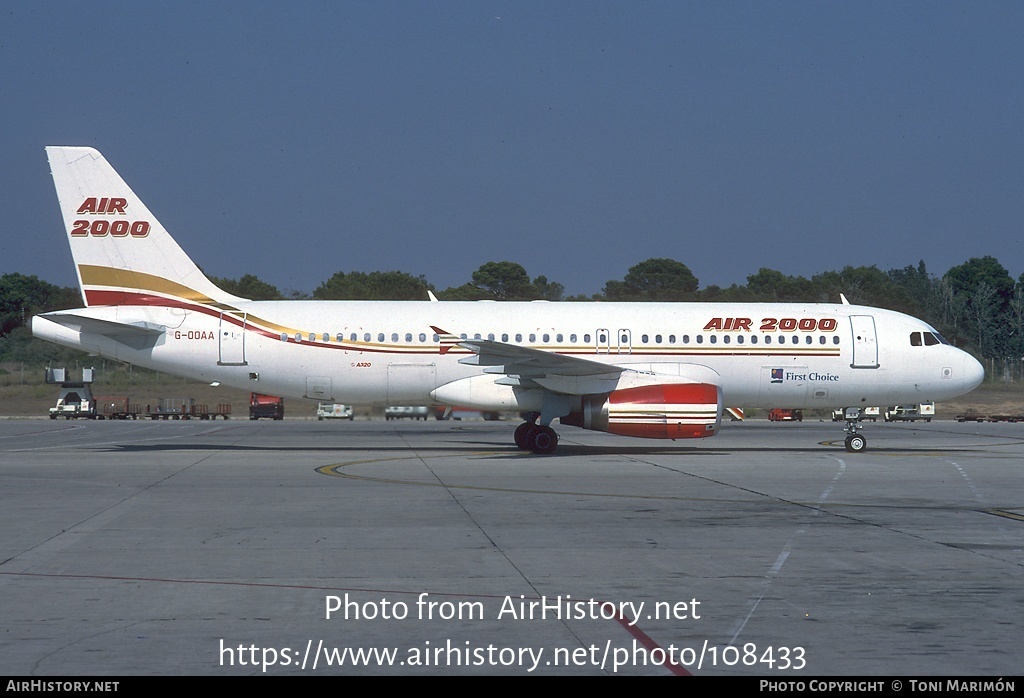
[433,327,624,394]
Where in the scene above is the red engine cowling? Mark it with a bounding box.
[561,383,722,440]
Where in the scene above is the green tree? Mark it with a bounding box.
[210,273,284,300]
[0,273,80,336]
[470,261,534,300]
[313,270,433,300]
[812,266,900,307]
[439,263,565,301]
[744,268,814,301]
[530,275,565,302]
[603,258,699,301]
[944,256,1014,307]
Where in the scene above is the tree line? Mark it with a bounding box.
[3,255,1023,381]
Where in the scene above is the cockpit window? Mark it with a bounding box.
[911,330,949,347]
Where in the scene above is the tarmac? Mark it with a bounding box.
[1,416,1022,676]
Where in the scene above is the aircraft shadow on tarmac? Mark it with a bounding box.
[105,441,985,457]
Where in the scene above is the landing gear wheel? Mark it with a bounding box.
[845,434,867,453]
[529,425,559,454]
[514,422,534,450]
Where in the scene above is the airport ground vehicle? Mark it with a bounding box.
[317,403,354,420]
[49,383,96,419]
[832,406,880,422]
[768,408,802,421]
[385,406,430,420]
[32,147,986,454]
[143,397,231,420]
[884,402,934,422]
[249,393,284,420]
[46,367,97,419]
[95,396,141,419]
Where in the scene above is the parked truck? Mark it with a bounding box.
[250,393,284,420]
[884,402,935,422]
[768,408,803,422]
[317,403,354,420]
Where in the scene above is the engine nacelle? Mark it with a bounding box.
[561,383,722,440]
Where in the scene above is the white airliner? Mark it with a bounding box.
[33,147,984,453]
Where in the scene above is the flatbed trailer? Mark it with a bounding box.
[95,396,141,420]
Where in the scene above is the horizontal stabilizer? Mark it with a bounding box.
[39,311,166,338]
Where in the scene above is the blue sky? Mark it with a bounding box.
[2,1,1021,297]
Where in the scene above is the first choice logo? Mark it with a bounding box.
[71,197,151,238]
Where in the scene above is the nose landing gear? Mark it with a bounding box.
[841,407,868,452]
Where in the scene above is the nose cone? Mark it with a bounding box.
[963,353,984,392]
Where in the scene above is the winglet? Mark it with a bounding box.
[431,326,460,355]
[840,293,850,305]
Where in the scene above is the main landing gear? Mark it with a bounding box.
[514,415,559,454]
[841,407,868,453]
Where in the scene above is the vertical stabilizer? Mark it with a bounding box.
[45,147,241,308]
